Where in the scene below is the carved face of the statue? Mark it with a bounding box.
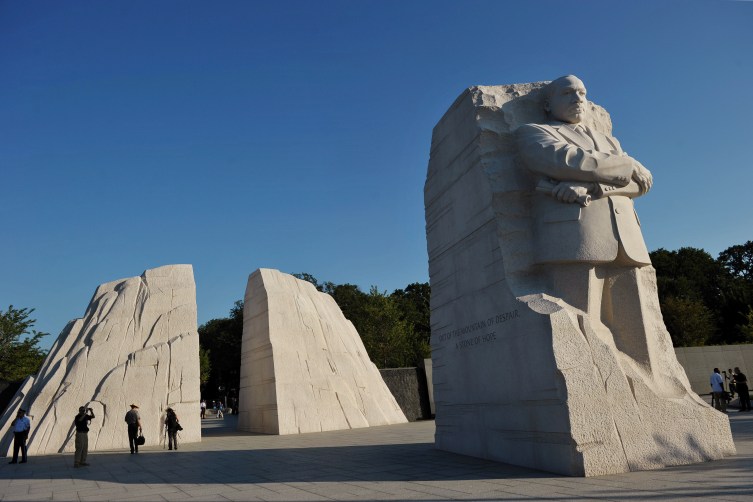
[544,76,587,124]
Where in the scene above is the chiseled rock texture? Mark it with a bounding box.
[425,83,735,476]
[0,265,201,456]
[238,268,407,434]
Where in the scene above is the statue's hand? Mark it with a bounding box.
[553,182,590,204]
[632,160,653,194]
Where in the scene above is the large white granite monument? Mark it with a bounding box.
[0,265,201,456]
[237,268,407,434]
[425,76,735,476]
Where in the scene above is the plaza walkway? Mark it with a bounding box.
[1,411,751,501]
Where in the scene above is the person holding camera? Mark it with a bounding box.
[164,407,182,450]
[73,406,95,467]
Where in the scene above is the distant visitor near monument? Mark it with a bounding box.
[424,76,735,476]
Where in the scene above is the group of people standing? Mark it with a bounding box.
[124,403,182,453]
[7,368,747,465]
[710,367,751,412]
[200,399,234,419]
[5,403,182,467]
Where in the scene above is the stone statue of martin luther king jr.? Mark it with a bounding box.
[516,75,657,365]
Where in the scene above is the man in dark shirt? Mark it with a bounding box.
[73,406,95,467]
[734,368,750,412]
[124,404,142,454]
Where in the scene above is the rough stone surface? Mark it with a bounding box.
[425,83,735,476]
[0,265,201,456]
[237,268,407,434]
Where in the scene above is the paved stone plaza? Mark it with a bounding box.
[1,410,751,501]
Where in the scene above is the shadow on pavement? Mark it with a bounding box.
[0,410,752,502]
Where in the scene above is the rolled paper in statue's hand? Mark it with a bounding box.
[536,179,591,207]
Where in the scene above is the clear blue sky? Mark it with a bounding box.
[2,0,751,350]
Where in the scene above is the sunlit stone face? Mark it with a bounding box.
[545,75,587,124]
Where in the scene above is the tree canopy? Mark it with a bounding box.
[0,306,49,382]
[197,301,243,401]
[651,242,753,347]
[297,275,431,369]
[718,241,753,280]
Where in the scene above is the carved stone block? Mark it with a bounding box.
[237,269,407,434]
[425,82,735,476]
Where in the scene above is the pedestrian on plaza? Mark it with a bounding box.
[711,368,727,412]
[164,408,181,450]
[124,404,142,454]
[217,402,224,419]
[7,409,31,464]
[726,368,737,398]
[200,399,206,419]
[73,406,95,467]
[734,367,751,412]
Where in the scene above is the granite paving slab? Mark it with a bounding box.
[1,413,751,501]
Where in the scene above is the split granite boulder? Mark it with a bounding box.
[238,269,407,434]
[0,265,201,456]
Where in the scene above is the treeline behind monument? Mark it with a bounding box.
[651,241,753,347]
[2,243,751,407]
[198,242,753,401]
[197,275,430,401]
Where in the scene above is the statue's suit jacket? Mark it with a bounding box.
[516,121,651,266]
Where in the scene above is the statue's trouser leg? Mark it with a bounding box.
[547,263,652,367]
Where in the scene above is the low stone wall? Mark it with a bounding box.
[379,368,432,421]
[675,344,753,395]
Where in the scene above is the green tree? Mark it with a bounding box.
[651,243,753,346]
[292,273,324,291]
[390,282,431,363]
[198,301,243,400]
[327,283,370,329]
[358,287,416,368]
[713,277,753,345]
[651,247,726,306]
[651,247,725,344]
[0,306,49,382]
[715,242,753,344]
[199,346,211,387]
[660,297,715,347]
[739,307,753,343]
[718,241,753,281]
[291,274,431,367]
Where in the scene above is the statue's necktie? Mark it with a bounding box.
[573,124,596,150]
